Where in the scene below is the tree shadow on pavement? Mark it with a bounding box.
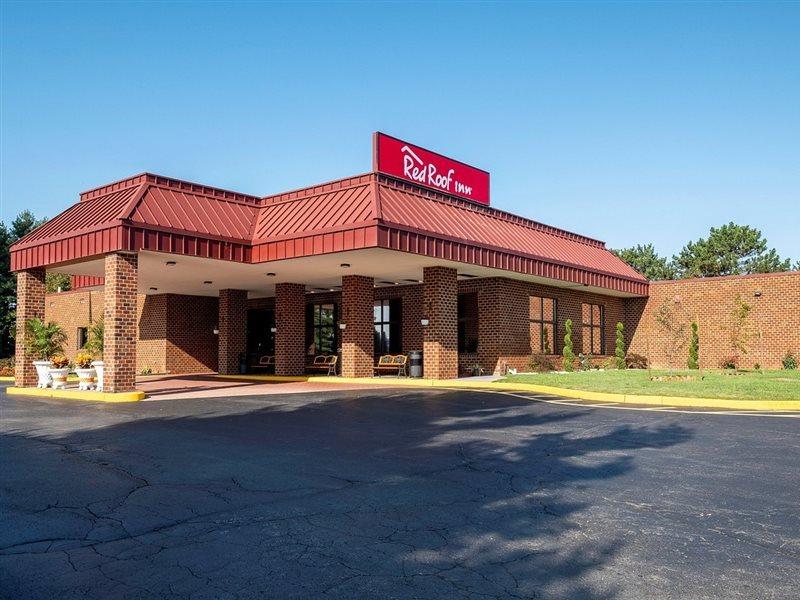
[0,389,693,599]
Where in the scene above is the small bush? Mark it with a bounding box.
[719,355,739,370]
[577,353,595,371]
[528,353,557,373]
[0,357,13,377]
[688,322,699,370]
[615,322,626,369]
[74,351,93,369]
[783,351,798,370]
[141,367,153,376]
[625,353,648,369]
[562,319,575,372]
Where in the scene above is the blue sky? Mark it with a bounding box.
[1,2,798,261]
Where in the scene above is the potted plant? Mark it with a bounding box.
[24,318,67,388]
[49,354,70,389]
[84,318,104,391]
[74,350,96,390]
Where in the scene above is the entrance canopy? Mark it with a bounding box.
[11,171,648,297]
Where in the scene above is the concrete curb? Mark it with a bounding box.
[6,387,144,403]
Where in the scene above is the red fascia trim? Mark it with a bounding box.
[11,226,124,271]
[377,225,649,296]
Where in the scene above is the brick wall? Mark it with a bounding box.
[626,272,800,369]
[104,252,138,393]
[166,294,218,373]
[340,275,374,377]
[14,269,46,386]
[423,266,459,379]
[218,289,248,375]
[275,283,306,375]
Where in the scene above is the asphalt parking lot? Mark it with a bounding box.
[1,384,798,599]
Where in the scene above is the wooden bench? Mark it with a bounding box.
[306,355,338,376]
[373,354,408,377]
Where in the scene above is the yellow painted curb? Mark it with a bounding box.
[303,376,800,411]
[0,376,13,382]
[215,374,310,383]
[6,387,144,403]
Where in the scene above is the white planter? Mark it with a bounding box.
[33,360,53,388]
[75,368,97,391]
[91,360,104,392]
[49,368,69,390]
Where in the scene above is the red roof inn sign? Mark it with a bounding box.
[373,132,490,205]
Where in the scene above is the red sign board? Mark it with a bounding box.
[373,132,490,205]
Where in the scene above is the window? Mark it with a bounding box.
[77,327,88,349]
[457,293,479,353]
[529,297,557,354]
[581,303,605,355]
[374,298,402,355]
[306,303,337,356]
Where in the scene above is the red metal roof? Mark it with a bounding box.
[377,179,643,282]
[11,171,648,295]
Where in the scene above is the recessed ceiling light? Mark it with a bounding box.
[266,272,276,277]
[203,281,213,285]
[165,261,176,266]
[149,287,158,291]
[339,263,351,268]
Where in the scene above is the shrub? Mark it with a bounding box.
[615,322,626,369]
[562,319,575,372]
[83,319,104,358]
[24,318,67,360]
[577,353,594,371]
[783,351,798,370]
[688,322,699,370]
[528,353,557,373]
[719,355,739,370]
[0,356,13,377]
[141,366,153,376]
[625,353,648,369]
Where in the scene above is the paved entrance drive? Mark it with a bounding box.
[1,386,797,599]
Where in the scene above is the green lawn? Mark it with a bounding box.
[502,369,800,401]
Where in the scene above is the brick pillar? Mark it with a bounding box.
[104,252,138,393]
[423,266,458,379]
[341,275,374,377]
[275,283,306,376]
[218,289,248,375]
[14,269,46,387]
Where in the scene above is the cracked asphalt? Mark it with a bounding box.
[1,384,798,599]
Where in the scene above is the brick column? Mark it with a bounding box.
[275,283,306,376]
[218,289,248,375]
[104,252,138,393]
[423,266,458,379]
[14,269,46,387]
[341,275,374,377]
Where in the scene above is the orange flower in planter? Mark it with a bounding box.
[51,354,69,369]
[75,351,94,370]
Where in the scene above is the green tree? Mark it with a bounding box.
[612,244,677,280]
[673,222,790,278]
[0,211,50,357]
[614,322,626,369]
[688,322,699,369]
[562,319,575,372]
[46,273,71,293]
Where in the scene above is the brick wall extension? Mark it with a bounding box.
[14,269,46,387]
[340,275,374,377]
[104,252,138,393]
[626,271,800,369]
[218,289,248,375]
[423,266,459,379]
[275,283,306,376]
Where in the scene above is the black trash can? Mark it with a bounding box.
[408,350,423,378]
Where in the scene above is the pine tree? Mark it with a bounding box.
[688,322,699,369]
[615,322,626,369]
[563,319,575,371]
